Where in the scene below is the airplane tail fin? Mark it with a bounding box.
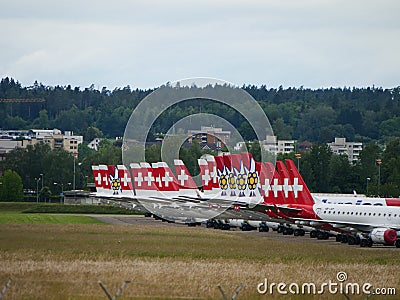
[205,155,220,191]
[174,159,197,189]
[264,162,286,205]
[285,159,314,206]
[130,162,158,196]
[98,165,113,195]
[92,165,103,194]
[156,162,180,192]
[117,164,134,192]
[275,161,296,204]
[198,158,213,191]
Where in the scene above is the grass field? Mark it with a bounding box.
[0,202,143,215]
[0,205,399,299]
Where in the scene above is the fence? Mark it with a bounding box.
[0,278,244,300]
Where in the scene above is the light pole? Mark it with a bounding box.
[54,182,65,204]
[73,156,76,190]
[40,173,44,190]
[376,158,382,195]
[35,177,41,203]
[73,155,83,190]
[366,177,370,195]
[295,153,302,172]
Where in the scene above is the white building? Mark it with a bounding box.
[0,139,23,161]
[0,129,83,158]
[261,135,295,155]
[327,137,362,163]
[88,138,103,151]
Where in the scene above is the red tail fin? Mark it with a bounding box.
[198,158,213,191]
[153,162,180,192]
[174,159,197,189]
[130,162,156,192]
[275,161,297,204]
[229,154,242,172]
[92,166,102,192]
[117,165,134,191]
[240,152,252,171]
[285,159,314,206]
[99,165,111,190]
[214,156,225,173]
[265,162,286,205]
[205,155,219,190]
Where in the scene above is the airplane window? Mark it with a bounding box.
[373,213,376,216]
[328,211,331,214]
[384,214,386,217]
[355,212,358,215]
[388,214,391,217]
[364,212,367,216]
[333,211,336,214]
[369,213,371,216]
[351,212,354,215]
[378,213,381,216]
[362,203,371,205]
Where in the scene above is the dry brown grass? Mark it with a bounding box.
[0,223,399,299]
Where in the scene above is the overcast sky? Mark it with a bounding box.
[1,0,399,90]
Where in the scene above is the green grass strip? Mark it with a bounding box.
[0,213,103,224]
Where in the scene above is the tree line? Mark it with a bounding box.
[1,138,400,200]
[1,78,400,144]
[1,77,400,199]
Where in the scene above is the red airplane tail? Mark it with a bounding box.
[265,162,286,205]
[285,159,314,206]
[117,164,134,192]
[275,161,297,204]
[174,159,197,190]
[154,162,180,192]
[92,165,102,193]
[130,162,158,196]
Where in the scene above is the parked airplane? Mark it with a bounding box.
[91,152,400,247]
[256,159,400,247]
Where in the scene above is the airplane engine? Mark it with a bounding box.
[370,228,397,245]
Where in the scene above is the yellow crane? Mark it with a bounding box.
[0,98,45,103]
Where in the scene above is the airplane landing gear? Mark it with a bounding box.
[259,224,269,232]
[310,230,318,238]
[395,239,400,248]
[294,229,305,236]
[317,231,329,240]
[282,227,294,235]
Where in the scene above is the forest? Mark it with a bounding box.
[1,77,400,200]
[1,77,400,144]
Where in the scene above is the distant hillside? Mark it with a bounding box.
[1,77,399,144]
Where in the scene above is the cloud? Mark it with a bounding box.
[1,0,399,89]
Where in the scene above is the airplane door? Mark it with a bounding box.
[316,207,322,217]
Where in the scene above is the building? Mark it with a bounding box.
[187,126,231,150]
[327,137,362,163]
[261,135,295,155]
[0,129,83,158]
[88,138,103,151]
[0,139,23,161]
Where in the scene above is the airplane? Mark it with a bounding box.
[253,159,400,248]
[91,152,400,247]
